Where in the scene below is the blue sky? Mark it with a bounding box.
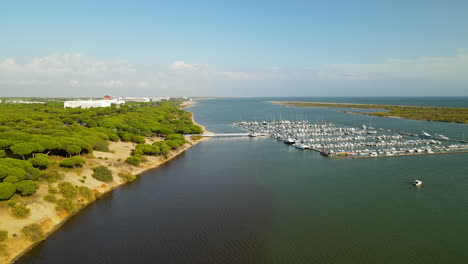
[1,0,467,96]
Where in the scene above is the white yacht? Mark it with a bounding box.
[419,131,432,139]
[293,143,309,150]
[413,180,423,186]
[434,134,449,140]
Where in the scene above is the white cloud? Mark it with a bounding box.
[0,50,466,97]
[68,80,79,87]
[170,61,195,70]
[96,80,124,87]
[320,49,468,81]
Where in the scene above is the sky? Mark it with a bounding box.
[1,0,467,97]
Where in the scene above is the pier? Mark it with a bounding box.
[201,133,251,137]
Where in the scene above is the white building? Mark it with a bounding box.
[64,99,125,109]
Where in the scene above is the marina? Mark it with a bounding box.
[234,120,468,158]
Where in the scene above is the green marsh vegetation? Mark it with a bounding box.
[272,101,468,124]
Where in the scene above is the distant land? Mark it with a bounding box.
[268,101,468,124]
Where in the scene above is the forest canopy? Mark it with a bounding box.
[0,100,201,200]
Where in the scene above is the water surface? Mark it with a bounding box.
[18,97,468,264]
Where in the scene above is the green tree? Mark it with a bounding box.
[3,176,19,183]
[65,145,81,156]
[10,142,35,159]
[15,180,39,196]
[29,153,52,169]
[60,156,85,168]
[0,182,16,200]
[125,155,142,166]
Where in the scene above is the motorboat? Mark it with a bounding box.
[413,180,423,186]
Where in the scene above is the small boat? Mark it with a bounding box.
[293,143,309,150]
[419,131,432,139]
[433,134,449,140]
[248,132,258,137]
[413,180,423,186]
[284,138,296,144]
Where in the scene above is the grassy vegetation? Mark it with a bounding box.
[92,166,113,182]
[10,203,31,218]
[22,224,44,242]
[0,230,8,242]
[272,101,468,123]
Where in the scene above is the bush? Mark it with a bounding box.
[0,182,16,200]
[55,198,77,214]
[48,187,58,194]
[59,156,86,168]
[92,166,113,182]
[118,172,136,183]
[125,155,142,166]
[0,230,8,242]
[93,141,110,152]
[11,204,30,218]
[190,135,203,141]
[58,182,77,199]
[43,194,57,203]
[39,170,64,183]
[22,224,44,242]
[15,180,39,196]
[78,186,94,201]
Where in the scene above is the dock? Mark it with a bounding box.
[201,133,251,137]
[352,150,468,159]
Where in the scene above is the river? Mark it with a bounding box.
[17,97,468,264]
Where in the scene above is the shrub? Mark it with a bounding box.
[93,141,109,152]
[118,172,136,183]
[39,170,64,183]
[92,166,113,182]
[0,182,16,200]
[22,224,44,242]
[11,204,30,218]
[59,156,85,168]
[55,198,76,214]
[48,187,58,194]
[58,182,77,199]
[125,155,142,166]
[0,150,5,158]
[191,135,203,141]
[15,180,39,196]
[78,186,94,201]
[0,230,7,242]
[43,194,57,203]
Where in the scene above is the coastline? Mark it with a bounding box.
[267,101,468,124]
[1,107,210,264]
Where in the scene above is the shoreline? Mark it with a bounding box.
[267,101,468,124]
[2,108,210,264]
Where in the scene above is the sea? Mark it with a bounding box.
[17,97,468,264]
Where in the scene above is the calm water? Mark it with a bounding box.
[18,97,468,264]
